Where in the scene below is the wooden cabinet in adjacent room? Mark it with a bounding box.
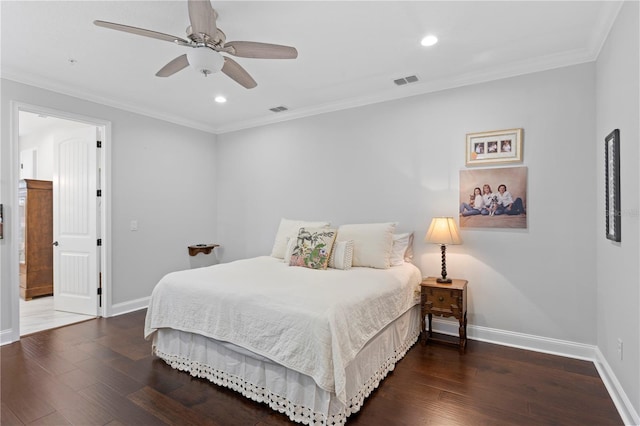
[19,179,54,300]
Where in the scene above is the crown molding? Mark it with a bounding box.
[0,70,219,135]
[215,47,596,134]
[2,7,612,137]
[587,1,625,59]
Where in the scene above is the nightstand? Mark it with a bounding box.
[188,244,219,256]
[420,277,468,353]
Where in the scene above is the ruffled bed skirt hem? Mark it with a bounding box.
[152,304,420,425]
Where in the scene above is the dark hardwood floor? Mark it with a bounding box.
[2,310,623,425]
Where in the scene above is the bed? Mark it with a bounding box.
[144,222,422,425]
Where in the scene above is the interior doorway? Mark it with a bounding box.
[13,106,110,337]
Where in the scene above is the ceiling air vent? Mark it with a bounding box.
[393,75,419,86]
[269,106,289,113]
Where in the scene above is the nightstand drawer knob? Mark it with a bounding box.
[438,296,444,302]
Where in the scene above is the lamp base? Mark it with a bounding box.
[437,244,452,284]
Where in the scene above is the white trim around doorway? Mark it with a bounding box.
[8,101,112,343]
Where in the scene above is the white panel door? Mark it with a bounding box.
[53,127,99,315]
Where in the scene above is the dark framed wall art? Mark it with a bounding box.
[605,129,621,242]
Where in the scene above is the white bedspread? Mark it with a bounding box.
[144,256,422,403]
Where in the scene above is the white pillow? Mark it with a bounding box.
[403,232,415,262]
[283,237,297,264]
[390,232,414,266]
[329,240,354,270]
[335,222,397,269]
[271,218,330,259]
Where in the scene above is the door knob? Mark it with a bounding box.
[52,241,59,246]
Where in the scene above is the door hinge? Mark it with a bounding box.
[98,273,102,307]
[97,238,102,246]
[97,140,102,148]
[97,189,102,197]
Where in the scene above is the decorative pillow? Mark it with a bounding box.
[270,218,330,259]
[390,232,414,266]
[289,227,337,270]
[335,222,397,269]
[329,240,355,270]
[403,232,415,262]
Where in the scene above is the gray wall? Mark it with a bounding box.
[0,79,218,333]
[216,63,598,344]
[596,0,640,418]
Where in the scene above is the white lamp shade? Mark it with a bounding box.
[187,48,224,74]
[425,217,462,245]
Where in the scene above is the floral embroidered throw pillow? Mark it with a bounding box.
[289,227,337,270]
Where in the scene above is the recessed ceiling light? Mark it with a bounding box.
[214,95,227,103]
[420,35,438,47]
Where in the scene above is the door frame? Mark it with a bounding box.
[9,101,112,342]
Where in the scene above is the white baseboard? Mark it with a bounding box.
[108,296,149,317]
[593,347,640,426]
[0,328,17,346]
[432,318,639,425]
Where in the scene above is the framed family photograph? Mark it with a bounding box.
[605,129,621,242]
[465,128,523,166]
[459,166,527,229]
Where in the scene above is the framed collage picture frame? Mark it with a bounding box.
[605,129,621,242]
[465,128,523,166]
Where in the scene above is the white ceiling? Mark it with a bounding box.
[1,1,622,134]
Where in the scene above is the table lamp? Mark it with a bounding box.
[425,217,462,283]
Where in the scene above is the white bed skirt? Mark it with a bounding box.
[152,304,421,425]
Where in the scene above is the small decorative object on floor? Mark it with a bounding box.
[188,244,219,256]
[425,217,462,283]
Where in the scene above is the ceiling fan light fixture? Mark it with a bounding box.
[187,48,224,76]
[94,2,296,88]
[421,35,438,47]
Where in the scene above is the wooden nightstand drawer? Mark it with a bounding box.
[424,287,462,316]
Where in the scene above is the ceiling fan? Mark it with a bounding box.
[94,0,298,89]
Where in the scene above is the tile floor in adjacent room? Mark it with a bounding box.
[19,296,95,336]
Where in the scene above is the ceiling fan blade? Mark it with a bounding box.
[94,20,190,45]
[188,0,217,40]
[221,57,257,89]
[225,41,298,59]
[156,54,190,77]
